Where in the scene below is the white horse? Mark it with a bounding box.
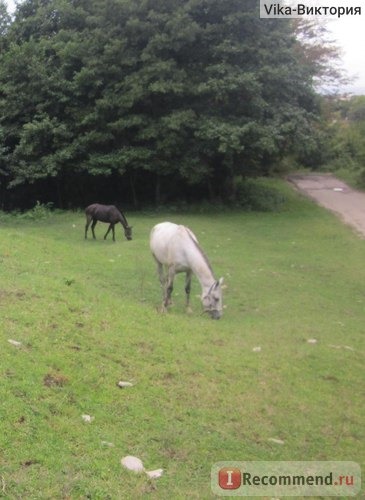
[150,222,224,319]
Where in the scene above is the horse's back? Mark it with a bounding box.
[150,222,196,268]
[85,204,119,222]
[85,203,105,216]
[150,222,186,247]
[85,203,98,215]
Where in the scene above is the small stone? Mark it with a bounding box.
[146,468,164,479]
[8,339,22,347]
[121,456,144,473]
[268,438,285,445]
[118,381,134,388]
[81,414,94,423]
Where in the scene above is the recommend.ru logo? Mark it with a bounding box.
[212,461,361,496]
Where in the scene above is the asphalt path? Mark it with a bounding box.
[287,173,365,239]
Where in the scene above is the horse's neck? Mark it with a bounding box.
[189,243,216,291]
[118,211,128,228]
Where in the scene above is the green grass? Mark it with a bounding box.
[0,181,364,498]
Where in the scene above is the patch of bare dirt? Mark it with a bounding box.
[43,372,69,387]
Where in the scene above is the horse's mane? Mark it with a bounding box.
[184,227,214,276]
[116,206,129,227]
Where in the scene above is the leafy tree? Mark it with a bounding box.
[0,0,10,37]
[0,0,335,207]
[292,18,346,93]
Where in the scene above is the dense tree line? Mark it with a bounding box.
[320,96,365,186]
[0,0,328,208]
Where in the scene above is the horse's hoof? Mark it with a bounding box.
[157,305,167,314]
[186,307,193,315]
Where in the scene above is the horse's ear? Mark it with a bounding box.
[213,278,223,289]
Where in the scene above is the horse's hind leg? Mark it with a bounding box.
[164,266,175,308]
[85,215,92,239]
[153,258,165,311]
[104,223,113,240]
[156,261,165,288]
[91,219,97,239]
[185,270,193,314]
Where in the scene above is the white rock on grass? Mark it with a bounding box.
[121,456,144,472]
[268,438,285,445]
[81,414,94,423]
[146,468,164,479]
[121,455,164,479]
[8,339,22,347]
[117,381,134,388]
[329,344,354,351]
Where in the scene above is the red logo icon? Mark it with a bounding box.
[218,467,241,489]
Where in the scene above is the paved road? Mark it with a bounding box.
[288,173,365,238]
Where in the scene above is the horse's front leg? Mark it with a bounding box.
[185,270,193,314]
[104,223,113,240]
[164,266,176,308]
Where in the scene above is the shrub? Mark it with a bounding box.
[19,201,54,220]
[235,178,287,211]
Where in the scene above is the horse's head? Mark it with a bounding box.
[202,278,224,319]
[124,226,133,241]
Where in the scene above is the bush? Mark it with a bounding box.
[235,178,287,211]
[19,201,54,220]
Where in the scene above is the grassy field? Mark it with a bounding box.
[0,181,364,498]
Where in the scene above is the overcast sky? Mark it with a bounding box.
[326,15,365,94]
[4,0,365,95]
